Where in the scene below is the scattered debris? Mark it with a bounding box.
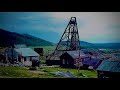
[0,62,24,67]
[88,66,93,70]
[40,65,60,68]
[51,71,77,78]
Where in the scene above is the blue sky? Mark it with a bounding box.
[0,12,120,43]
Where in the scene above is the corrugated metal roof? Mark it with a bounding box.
[81,49,105,59]
[47,51,64,60]
[83,57,101,67]
[48,55,60,60]
[66,50,86,59]
[14,44,27,48]
[97,60,120,72]
[14,48,39,57]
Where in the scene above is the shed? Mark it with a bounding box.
[46,51,63,66]
[4,47,40,66]
[14,48,40,66]
[96,60,120,78]
[60,50,86,68]
[14,48,39,57]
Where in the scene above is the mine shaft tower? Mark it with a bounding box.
[47,17,80,60]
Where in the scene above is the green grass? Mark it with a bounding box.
[0,66,97,78]
[0,66,32,78]
[29,46,56,64]
[29,46,56,55]
[0,45,97,78]
[0,66,56,78]
[39,67,97,78]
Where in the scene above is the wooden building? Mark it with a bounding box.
[97,59,120,78]
[3,44,40,66]
[60,50,86,68]
[46,51,63,66]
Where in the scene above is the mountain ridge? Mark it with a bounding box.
[80,41,120,49]
[0,29,54,47]
[0,28,120,49]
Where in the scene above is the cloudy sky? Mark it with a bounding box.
[0,12,120,43]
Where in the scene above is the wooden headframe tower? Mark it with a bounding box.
[47,17,80,60]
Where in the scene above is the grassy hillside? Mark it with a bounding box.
[0,29,54,47]
[29,46,56,54]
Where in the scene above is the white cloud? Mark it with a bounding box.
[48,12,120,43]
[1,12,119,43]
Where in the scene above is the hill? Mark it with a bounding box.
[0,29,54,47]
[60,41,120,49]
[0,28,120,49]
[80,41,94,48]
[80,41,120,49]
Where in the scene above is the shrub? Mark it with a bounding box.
[29,67,37,70]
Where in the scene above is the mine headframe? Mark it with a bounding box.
[47,17,80,60]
